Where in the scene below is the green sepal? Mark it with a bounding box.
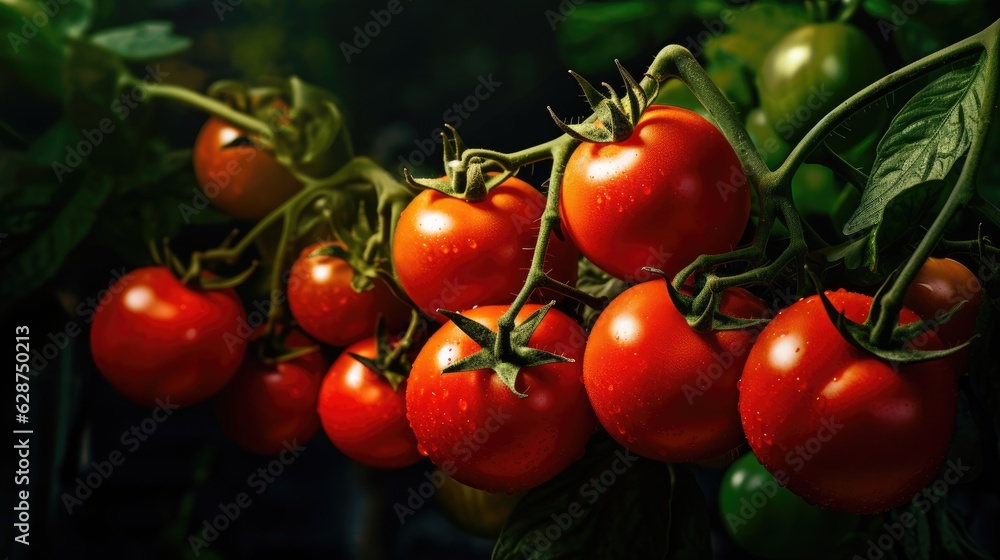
[647,268,769,332]
[345,315,412,392]
[808,270,969,365]
[438,302,572,399]
[548,61,649,143]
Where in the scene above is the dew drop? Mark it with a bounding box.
[442,389,449,398]
[458,398,468,411]
[417,443,428,456]
[615,421,627,435]
[642,185,652,195]
[607,384,614,392]
[467,239,478,249]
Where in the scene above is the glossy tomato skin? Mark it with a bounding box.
[213,330,328,455]
[903,257,983,356]
[318,338,422,469]
[560,105,750,281]
[584,281,767,462]
[406,305,595,493]
[740,290,958,514]
[287,242,410,347]
[393,176,578,323]
[90,266,248,407]
[193,116,302,221]
[720,452,858,560]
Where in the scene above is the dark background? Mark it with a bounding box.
[4,0,1000,559]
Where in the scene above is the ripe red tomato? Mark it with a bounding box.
[392,176,578,323]
[903,257,983,372]
[560,105,750,281]
[287,241,411,347]
[584,281,767,462]
[193,115,302,221]
[213,330,328,455]
[740,290,958,514]
[317,338,423,468]
[406,305,595,493]
[90,266,248,407]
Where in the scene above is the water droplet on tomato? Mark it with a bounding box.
[442,389,448,398]
[467,239,477,249]
[615,421,626,435]
[458,398,467,411]
[642,185,652,195]
[607,384,614,392]
[417,443,428,456]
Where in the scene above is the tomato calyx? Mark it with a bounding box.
[438,302,573,398]
[643,268,768,333]
[548,60,650,143]
[404,126,514,201]
[345,313,421,391]
[807,269,973,364]
[150,237,259,291]
[206,78,353,179]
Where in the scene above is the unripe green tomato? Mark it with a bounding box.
[791,164,841,218]
[758,23,886,158]
[719,452,858,560]
[435,471,523,538]
[745,108,791,170]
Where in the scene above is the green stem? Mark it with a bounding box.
[494,143,576,355]
[140,81,273,137]
[870,39,999,344]
[778,29,986,189]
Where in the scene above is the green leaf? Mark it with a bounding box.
[844,59,986,235]
[492,434,710,559]
[0,172,111,304]
[90,20,191,61]
[862,180,948,269]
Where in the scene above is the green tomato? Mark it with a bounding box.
[720,452,858,560]
[745,108,791,170]
[791,164,841,217]
[757,23,887,161]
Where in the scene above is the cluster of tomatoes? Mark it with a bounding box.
[88,95,983,552]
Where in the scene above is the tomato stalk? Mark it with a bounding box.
[133,79,274,139]
[182,156,417,335]
[868,26,1000,345]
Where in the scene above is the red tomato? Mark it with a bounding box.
[584,281,767,462]
[287,241,410,347]
[213,330,328,455]
[740,290,958,514]
[560,105,750,281]
[90,266,248,407]
[406,304,595,493]
[193,116,302,221]
[903,257,983,373]
[392,176,578,323]
[317,338,423,468]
